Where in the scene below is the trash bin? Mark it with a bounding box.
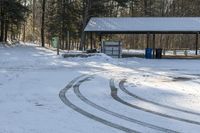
[51,37,59,48]
[156,48,162,59]
[145,48,153,59]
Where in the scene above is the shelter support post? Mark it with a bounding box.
[196,32,199,55]
[83,34,86,50]
[147,33,150,48]
[99,34,102,52]
[153,34,155,58]
[90,32,93,50]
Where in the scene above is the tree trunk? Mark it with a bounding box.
[41,0,46,47]
[33,0,36,42]
[143,0,148,16]
[0,3,4,42]
[61,0,65,49]
[4,20,8,42]
[23,0,27,42]
[80,0,90,51]
[23,22,26,42]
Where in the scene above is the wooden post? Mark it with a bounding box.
[153,34,155,58]
[99,34,102,52]
[147,33,150,48]
[90,32,93,50]
[118,41,121,58]
[196,32,199,55]
[85,34,87,50]
[57,38,59,55]
[99,34,102,43]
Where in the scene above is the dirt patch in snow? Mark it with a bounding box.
[172,77,192,82]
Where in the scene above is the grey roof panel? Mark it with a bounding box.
[84,17,200,33]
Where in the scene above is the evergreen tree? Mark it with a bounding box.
[0,0,29,42]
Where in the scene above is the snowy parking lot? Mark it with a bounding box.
[1,43,200,133]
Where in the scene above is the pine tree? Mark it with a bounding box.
[0,0,29,42]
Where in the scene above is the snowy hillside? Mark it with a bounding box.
[0,43,200,133]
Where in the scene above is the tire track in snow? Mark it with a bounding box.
[59,75,141,133]
[73,77,179,133]
[119,80,200,116]
[110,79,200,126]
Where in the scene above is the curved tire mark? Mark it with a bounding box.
[73,78,179,133]
[110,79,200,126]
[59,75,141,133]
[119,80,200,116]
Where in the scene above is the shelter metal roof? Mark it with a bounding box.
[84,17,200,34]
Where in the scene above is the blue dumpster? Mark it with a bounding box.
[145,48,153,59]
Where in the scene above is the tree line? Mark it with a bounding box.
[1,0,200,50]
[0,0,29,42]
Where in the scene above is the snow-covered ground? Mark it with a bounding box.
[0,43,200,133]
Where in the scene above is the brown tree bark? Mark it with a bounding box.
[0,1,5,42]
[32,0,36,42]
[80,0,90,51]
[41,0,46,47]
